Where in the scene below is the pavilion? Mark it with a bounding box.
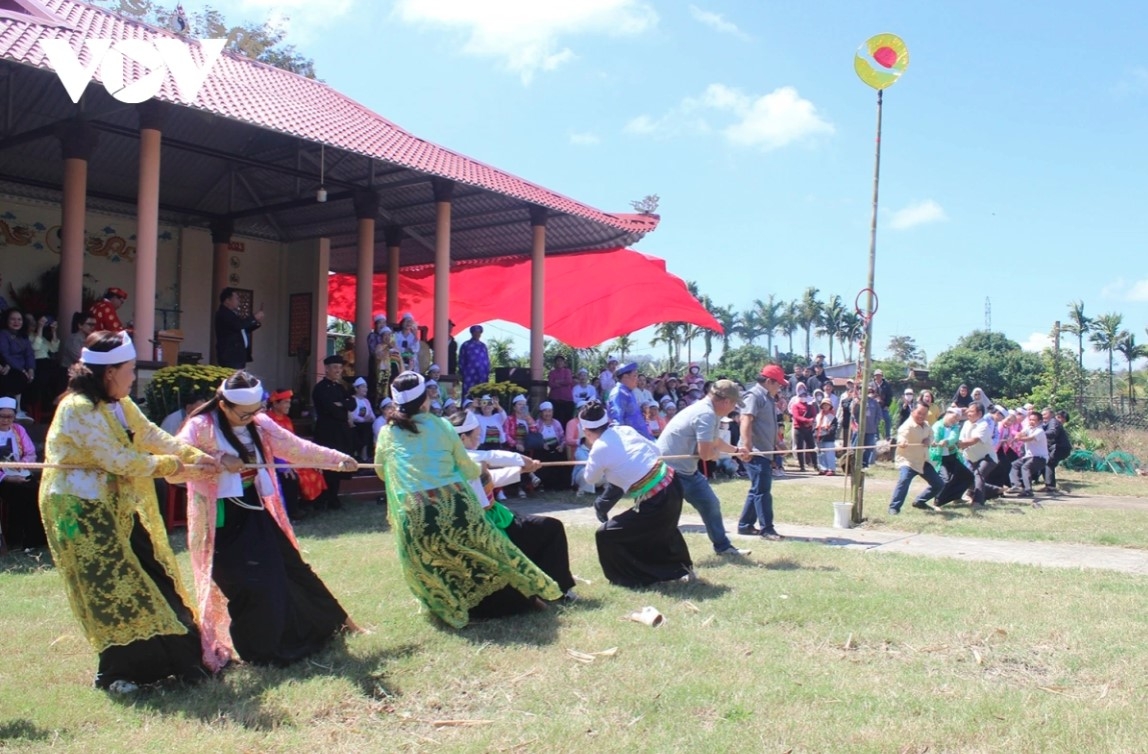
[0,0,662,395]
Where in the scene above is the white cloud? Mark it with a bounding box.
[1100,277,1148,302]
[626,84,833,151]
[569,131,601,146]
[1019,332,1052,353]
[392,0,658,84]
[888,199,948,230]
[206,0,355,42]
[688,5,747,39]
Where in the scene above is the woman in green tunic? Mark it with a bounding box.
[374,371,560,627]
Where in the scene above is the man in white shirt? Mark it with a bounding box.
[1008,411,1049,498]
[599,356,619,395]
[957,402,1000,506]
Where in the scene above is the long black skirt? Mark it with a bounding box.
[212,490,348,666]
[95,515,209,689]
[595,477,692,588]
[470,513,575,619]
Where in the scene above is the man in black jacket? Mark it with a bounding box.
[215,287,264,368]
[1041,407,1071,491]
[312,354,356,509]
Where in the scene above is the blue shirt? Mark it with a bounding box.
[608,382,652,440]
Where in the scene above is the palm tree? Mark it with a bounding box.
[650,321,681,363]
[781,301,800,357]
[710,304,740,356]
[751,294,783,357]
[798,286,822,361]
[839,311,863,362]
[487,337,515,368]
[1089,312,1124,401]
[1116,332,1147,405]
[817,294,845,365]
[610,334,634,360]
[1063,300,1091,370]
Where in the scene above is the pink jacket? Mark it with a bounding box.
[0,423,36,482]
[504,412,537,449]
[177,412,351,671]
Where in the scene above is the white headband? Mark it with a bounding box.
[80,333,136,365]
[391,372,427,404]
[579,414,610,431]
[454,410,480,434]
[220,379,263,405]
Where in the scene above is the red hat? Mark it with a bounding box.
[760,364,786,383]
[106,287,128,300]
[269,389,293,402]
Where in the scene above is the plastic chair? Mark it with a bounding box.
[164,484,188,530]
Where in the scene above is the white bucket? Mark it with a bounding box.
[832,501,853,529]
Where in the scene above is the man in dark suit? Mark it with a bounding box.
[312,354,356,509]
[215,287,263,368]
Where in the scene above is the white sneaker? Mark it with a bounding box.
[15,411,31,423]
[106,680,139,695]
[517,489,526,498]
[679,567,698,584]
[529,473,542,487]
[495,491,506,501]
[718,546,751,556]
[563,588,579,602]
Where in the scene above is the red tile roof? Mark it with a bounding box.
[0,0,658,239]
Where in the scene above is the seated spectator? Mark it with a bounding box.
[0,396,45,550]
[503,395,540,497]
[350,377,376,461]
[371,397,394,445]
[564,399,586,461]
[265,389,329,521]
[572,367,598,404]
[643,400,666,438]
[29,313,60,416]
[0,308,35,417]
[533,401,566,490]
[475,394,507,450]
[60,312,93,371]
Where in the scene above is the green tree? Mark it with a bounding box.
[1063,300,1091,371]
[797,287,822,361]
[710,305,740,356]
[714,344,770,386]
[487,337,515,369]
[839,311,862,362]
[649,322,681,363]
[92,0,318,77]
[1115,332,1146,405]
[929,330,1044,402]
[817,295,845,365]
[781,300,800,358]
[886,334,924,365]
[609,334,634,361]
[749,295,783,357]
[1089,312,1124,401]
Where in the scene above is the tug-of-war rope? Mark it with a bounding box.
[0,443,891,472]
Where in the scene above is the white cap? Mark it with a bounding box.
[539,401,553,411]
[512,395,527,404]
[353,377,367,388]
[0,397,16,411]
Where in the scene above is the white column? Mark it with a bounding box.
[529,206,547,381]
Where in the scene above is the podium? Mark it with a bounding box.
[155,330,183,367]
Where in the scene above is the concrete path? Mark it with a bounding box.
[512,497,1148,577]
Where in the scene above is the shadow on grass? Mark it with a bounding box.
[644,579,731,601]
[123,640,421,729]
[456,606,561,647]
[0,718,53,744]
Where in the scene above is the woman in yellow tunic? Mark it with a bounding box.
[38,332,218,694]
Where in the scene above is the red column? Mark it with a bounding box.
[57,122,98,329]
[134,102,166,358]
[385,225,403,325]
[529,206,547,381]
[432,180,453,371]
[353,190,379,373]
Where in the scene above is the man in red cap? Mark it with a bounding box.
[89,287,128,333]
[736,363,787,540]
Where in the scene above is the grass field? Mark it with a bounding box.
[3,473,1148,753]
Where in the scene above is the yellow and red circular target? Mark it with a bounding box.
[854,33,909,90]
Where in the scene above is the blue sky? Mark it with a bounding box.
[185,0,1147,368]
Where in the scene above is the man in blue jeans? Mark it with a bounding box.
[737,364,787,541]
[888,403,944,514]
[657,380,751,556]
